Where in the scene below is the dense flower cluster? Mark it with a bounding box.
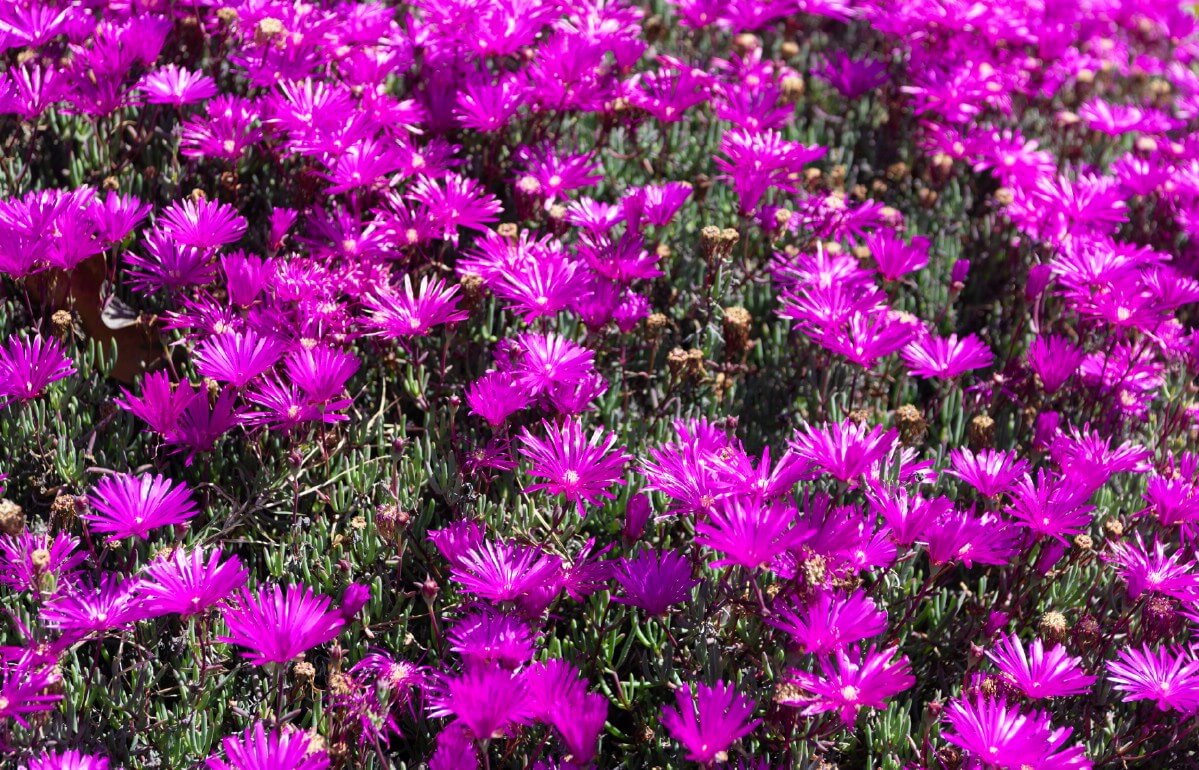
[0,0,1197,768]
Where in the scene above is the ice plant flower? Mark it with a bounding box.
[157,198,246,250]
[517,418,629,516]
[84,472,199,541]
[140,64,218,106]
[611,549,698,616]
[139,548,248,617]
[789,419,897,484]
[447,539,563,605]
[946,448,1028,498]
[0,654,63,729]
[768,589,888,654]
[1027,334,1084,393]
[40,575,147,641]
[1105,534,1199,601]
[218,584,345,665]
[1106,644,1199,713]
[696,496,807,570]
[21,750,110,770]
[428,663,530,741]
[781,646,914,726]
[205,721,330,770]
[986,634,1096,699]
[942,696,1091,769]
[901,333,993,379]
[193,328,285,388]
[660,681,760,764]
[363,276,469,338]
[0,334,76,404]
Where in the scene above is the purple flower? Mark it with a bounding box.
[447,539,562,605]
[612,549,698,616]
[987,634,1095,699]
[140,64,218,106]
[1027,334,1084,393]
[1105,534,1199,601]
[218,584,345,665]
[864,229,929,281]
[41,574,147,641]
[22,749,110,770]
[428,663,531,741]
[943,696,1091,769]
[466,372,530,426]
[0,532,85,594]
[1107,644,1199,713]
[789,419,897,484]
[0,334,76,403]
[449,609,537,668]
[768,589,888,654]
[696,496,807,570]
[194,328,285,388]
[364,276,468,337]
[816,52,888,99]
[205,721,329,770]
[660,681,760,763]
[158,198,246,250]
[781,646,914,726]
[946,448,1028,498]
[1,654,62,729]
[84,473,198,541]
[901,332,994,379]
[140,548,248,617]
[517,418,629,516]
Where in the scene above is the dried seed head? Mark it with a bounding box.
[780,41,800,58]
[458,273,485,312]
[994,187,1015,206]
[31,548,50,571]
[723,307,752,357]
[732,33,760,55]
[216,7,239,24]
[886,162,909,182]
[1103,518,1124,539]
[1072,534,1093,552]
[645,313,668,336]
[293,661,316,682]
[847,408,872,426]
[1038,611,1068,644]
[1073,614,1101,647]
[781,76,804,102]
[968,414,996,450]
[0,499,25,537]
[51,310,73,339]
[894,405,927,446]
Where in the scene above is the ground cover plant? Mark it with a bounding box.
[1,0,1199,767]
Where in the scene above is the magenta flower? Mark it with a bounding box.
[205,721,330,770]
[946,448,1028,498]
[428,663,531,741]
[41,575,147,641]
[1107,645,1199,713]
[696,496,807,570]
[140,548,248,617]
[84,473,199,541]
[925,509,1020,568]
[517,418,629,515]
[447,539,562,605]
[1027,334,1084,393]
[768,589,888,654]
[0,334,76,403]
[194,328,285,388]
[612,549,698,616]
[466,372,530,426]
[116,371,196,435]
[158,198,246,250]
[509,332,596,398]
[943,696,1091,769]
[523,660,608,764]
[218,584,345,665]
[22,749,110,770]
[789,419,897,484]
[364,276,469,338]
[284,346,358,404]
[901,332,993,379]
[1105,534,1199,601]
[987,634,1095,699]
[0,532,85,594]
[140,64,217,106]
[864,229,929,281]
[0,654,62,729]
[660,681,760,763]
[782,646,914,726]
[1005,470,1094,542]
[410,174,502,244]
[448,609,536,669]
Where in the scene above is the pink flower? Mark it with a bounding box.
[660,681,760,763]
[781,646,914,726]
[363,276,468,337]
[140,64,217,106]
[84,473,199,541]
[517,418,629,515]
[901,332,993,379]
[987,634,1096,699]
[218,584,345,666]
